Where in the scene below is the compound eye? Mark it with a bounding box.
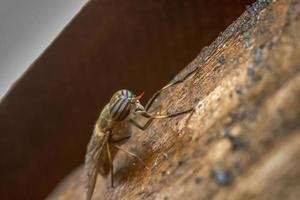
[109,98,131,121]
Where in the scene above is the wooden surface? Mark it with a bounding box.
[48,0,300,199]
[0,1,253,199]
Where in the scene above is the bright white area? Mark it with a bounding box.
[0,0,86,98]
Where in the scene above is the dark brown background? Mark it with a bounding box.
[0,0,253,199]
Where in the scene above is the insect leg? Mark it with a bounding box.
[130,107,193,130]
[145,67,198,111]
[149,108,194,119]
[137,107,194,120]
[113,144,148,169]
[106,143,114,187]
[129,118,154,131]
[110,136,131,144]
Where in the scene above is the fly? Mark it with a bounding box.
[85,71,196,200]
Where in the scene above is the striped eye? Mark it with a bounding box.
[115,89,133,99]
[109,90,134,121]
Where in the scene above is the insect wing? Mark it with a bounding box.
[85,130,108,200]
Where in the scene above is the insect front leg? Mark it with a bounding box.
[106,143,114,187]
[130,107,193,130]
[137,108,193,120]
[129,118,155,131]
[145,67,198,111]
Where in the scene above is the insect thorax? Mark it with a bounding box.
[97,104,132,142]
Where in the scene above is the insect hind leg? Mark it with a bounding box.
[106,143,114,188]
[113,144,148,169]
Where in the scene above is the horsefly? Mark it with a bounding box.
[85,71,196,200]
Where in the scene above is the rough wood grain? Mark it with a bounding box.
[48,0,300,199]
[0,1,251,199]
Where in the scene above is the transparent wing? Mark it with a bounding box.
[84,129,108,200]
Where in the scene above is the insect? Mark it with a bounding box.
[85,70,197,200]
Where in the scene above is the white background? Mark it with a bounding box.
[0,0,86,98]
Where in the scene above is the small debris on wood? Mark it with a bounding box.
[210,169,233,186]
[218,55,225,64]
[162,152,169,161]
[235,85,243,95]
[243,40,251,48]
[177,156,189,167]
[234,161,244,174]
[247,0,273,15]
[246,66,262,81]
[194,176,203,184]
[161,170,171,177]
[247,66,255,77]
[246,5,258,14]
[253,47,263,64]
[224,129,246,150]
